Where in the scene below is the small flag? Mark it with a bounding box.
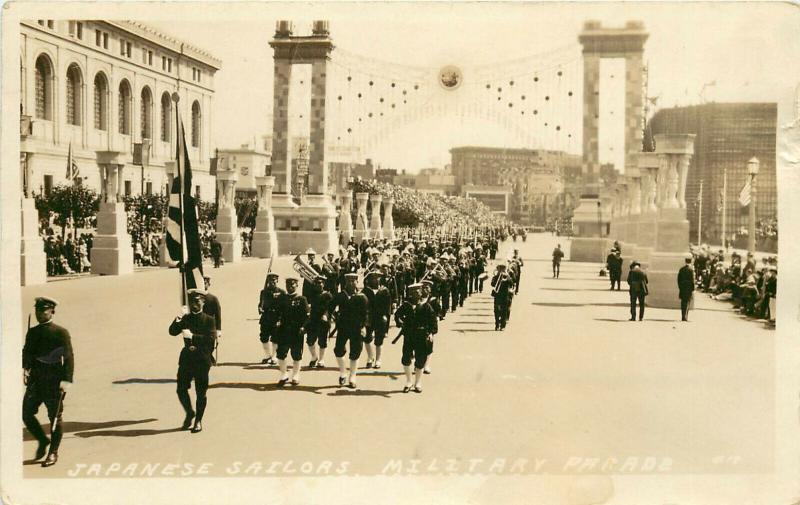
[166,115,205,291]
[739,180,751,207]
[65,142,80,181]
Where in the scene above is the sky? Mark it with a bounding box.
[145,2,800,173]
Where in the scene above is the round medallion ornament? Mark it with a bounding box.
[439,65,463,91]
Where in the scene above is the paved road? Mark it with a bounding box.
[19,234,773,478]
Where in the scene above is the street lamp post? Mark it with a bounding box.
[747,157,760,254]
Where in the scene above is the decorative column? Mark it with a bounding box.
[252,176,278,258]
[159,161,176,267]
[91,151,133,275]
[369,193,384,240]
[338,191,354,246]
[20,150,47,285]
[616,177,634,273]
[215,169,242,263]
[647,133,696,309]
[382,196,395,240]
[626,166,642,257]
[634,153,660,271]
[354,192,370,243]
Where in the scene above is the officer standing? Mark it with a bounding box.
[276,277,309,386]
[552,244,565,278]
[331,273,369,388]
[362,270,391,369]
[607,249,623,290]
[491,264,513,331]
[626,262,649,321]
[394,284,438,393]
[202,276,222,364]
[677,256,695,322]
[511,249,524,295]
[23,297,74,467]
[168,289,217,433]
[258,273,284,365]
[306,276,333,368]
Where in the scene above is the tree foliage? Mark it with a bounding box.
[35,184,100,229]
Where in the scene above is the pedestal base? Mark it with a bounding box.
[272,196,338,255]
[569,237,607,263]
[159,238,175,267]
[646,252,687,309]
[215,208,242,263]
[631,245,653,271]
[91,202,133,276]
[20,199,47,285]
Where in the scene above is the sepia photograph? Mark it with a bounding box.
[1,1,799,504]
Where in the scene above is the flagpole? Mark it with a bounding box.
[173,93,186,306]
[697,179,703,245]
[721,169,727,249]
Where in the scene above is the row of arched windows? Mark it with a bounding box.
[33,54,202,147]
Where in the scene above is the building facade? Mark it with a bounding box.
[20,20,220,200]
[217,145,271,194]
[648,103,777,244]
[450,146,578,224]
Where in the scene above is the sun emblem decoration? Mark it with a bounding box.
[439,65,463,91]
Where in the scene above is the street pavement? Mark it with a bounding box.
[19,234,774,478]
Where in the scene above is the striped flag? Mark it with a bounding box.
[165,114,205,292]
[739,180,751,207]
[65,142,80,181]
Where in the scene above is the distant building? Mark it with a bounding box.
[415,166,456,195]
[375,168,396,184]
[461,184,512,215]
[216,144,270,194]
[450,146,578,224]
[20,20,220,199]
[648,103,777,243]
[393,170,416,189]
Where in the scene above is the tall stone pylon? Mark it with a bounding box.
[338,191,354,246]
[354,192,370,243]
[215,169,242,263]
[646,134,695,309]
[382,196,395,240]
[91,152,133,276]
[369,194,384,240]
[252,176,278,258]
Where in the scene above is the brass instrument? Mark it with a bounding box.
[292,255,325,283]
[420,262,447,282]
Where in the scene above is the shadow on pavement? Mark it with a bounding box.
[327,388,403,398]
[540,287,619,292]
[532,302,628,308]
[74,427,185,438]
[23,418,159,440]
[112,378,176,384]
[454,329,496,334]
[453,321,495,325]
[594,318,680,323]
[208,381,341,394]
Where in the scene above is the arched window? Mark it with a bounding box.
[140,86,152,140]
[34,55,53,120]
[191,100,201,148]
[93,72,108,131]
[160,92,171,142]
[118,80,131,134]
[65,64,82,126]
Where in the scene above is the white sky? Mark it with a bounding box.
[145,2,800,173]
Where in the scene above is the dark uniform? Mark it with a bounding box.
[203,290,222,364]
[552,247,564,278]
[677,262,695,321]
[607,252,623,290]
[258,282,285,363]
[276,292,310,362]
[306,288,334,360]
[23,303,74,465]
[394,290,438,393]
[491,269,513,330]
[331,290,369,361]
[168,299,216,432]
[627,265,649,321]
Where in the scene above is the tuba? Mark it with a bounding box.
[293,255,325,283]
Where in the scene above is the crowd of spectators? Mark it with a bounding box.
[691,245,777,324]
[349,178,509,230]
[40,222,93,276]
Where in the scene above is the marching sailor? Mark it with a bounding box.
[393,284,438,393]
[168,289,217,433]
[331,273,370,388]
[202,275,222,364]
[306,276,334,368]
[258,273,284,365]
[491,264,513,331]
[276,276,310,386]
[362,270,392,369]
[22,296,74,467]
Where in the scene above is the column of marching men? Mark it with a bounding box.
[253,230,524,393]
[21,228,526,465]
